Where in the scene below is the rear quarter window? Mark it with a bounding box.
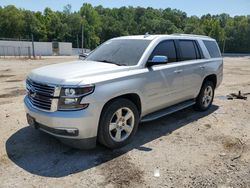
[203,40,221,58]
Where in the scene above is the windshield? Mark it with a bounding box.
[85,39,151,66]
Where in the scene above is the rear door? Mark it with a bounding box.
[177,40,206,100]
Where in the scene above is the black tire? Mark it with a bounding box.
[194,81,215,111]
[98,98,139,149]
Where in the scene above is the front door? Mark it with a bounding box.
[142,40,184,114]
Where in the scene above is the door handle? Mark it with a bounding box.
[200,65,205,69]
[174,70,183,74]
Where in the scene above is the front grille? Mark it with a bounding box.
[26,79,55,111]
[26,79,55,96]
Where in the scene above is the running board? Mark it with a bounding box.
[141,100,195,123]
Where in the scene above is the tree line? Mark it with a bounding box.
[0,3,249,53]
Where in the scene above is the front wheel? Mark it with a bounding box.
[98,98,139,149]
[194,81,215,111]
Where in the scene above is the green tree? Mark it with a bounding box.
[0,4,249,52]
[0,5,24,38]
[43,7,68,41]
[184,16,205,35]
[22,10,46,41]
[80,3,101,49]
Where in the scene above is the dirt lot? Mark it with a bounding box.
[0,56,250,188]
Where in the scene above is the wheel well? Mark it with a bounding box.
[203,74,217,88]
[102,93,142,115]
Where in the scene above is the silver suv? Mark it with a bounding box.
[24,34,223,149]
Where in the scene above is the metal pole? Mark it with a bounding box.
[223,39,226,54]
[81,24,84,54]
[14,47,16,58]
[28,47,31,59]
[31,34,35,58]
[3,47,5,59]
[18,47,21,57]
[76,34,79,54]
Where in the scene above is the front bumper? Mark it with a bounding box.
[24,96,102,149]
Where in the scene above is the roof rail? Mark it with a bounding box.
[171,33,211,38]
[144,32,150,38]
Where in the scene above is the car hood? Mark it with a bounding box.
[28,60,130,85]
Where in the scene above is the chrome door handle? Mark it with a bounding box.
[174,70,183,74]
[200,66,205,69]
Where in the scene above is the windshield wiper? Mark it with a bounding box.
[97,59,126,66]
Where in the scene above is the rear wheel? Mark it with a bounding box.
[194,81,215,111]
[98,98,139,149]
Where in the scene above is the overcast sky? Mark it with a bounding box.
[1,0,250,16]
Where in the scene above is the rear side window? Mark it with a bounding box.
[149,40,177,62]
[203,40,221,58]
[179,40,198,61]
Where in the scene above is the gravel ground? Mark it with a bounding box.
[0,56,250,188]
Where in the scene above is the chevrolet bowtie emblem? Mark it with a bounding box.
[29,86,36,98]
[30,92,36,98]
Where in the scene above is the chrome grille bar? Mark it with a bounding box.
[26,78,56,111]
[26,79,54,96]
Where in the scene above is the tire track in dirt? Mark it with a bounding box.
[5,79,23,83]
[0,89,26,98]
[0,74,15,78]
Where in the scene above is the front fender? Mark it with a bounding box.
[81,76,146,115]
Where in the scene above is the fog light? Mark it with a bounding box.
[66,129,78,134]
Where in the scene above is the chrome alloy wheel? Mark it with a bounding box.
[202,85,213,108]
[109,107,135,142]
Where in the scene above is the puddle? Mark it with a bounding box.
[216,91,249,100]
[216,96,228,100]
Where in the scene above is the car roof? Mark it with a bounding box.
[112,34,215,41]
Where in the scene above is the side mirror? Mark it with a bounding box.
[147,55,168,67]
[79,52,89,60]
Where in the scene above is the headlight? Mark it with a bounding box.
[58,85,94,111]
[64,88,76,96]
[62,86,94,97]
